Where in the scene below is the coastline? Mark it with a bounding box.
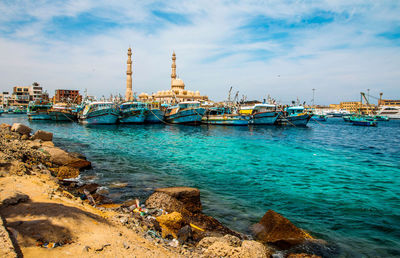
[0,123,326,257]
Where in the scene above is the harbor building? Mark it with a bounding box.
[52,89,82,104]
[378,99,400,106]
[339,101,376,114]
[29,82,43,101]
[138,51,208,104]
[0,92,11,108]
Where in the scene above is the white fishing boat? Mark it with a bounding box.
[79,102,119,124]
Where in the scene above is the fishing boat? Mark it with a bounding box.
[202,107,250,125]
[145,102,167,123]
[312,114,327,121]
[27,101,52,120]
[119,102,147,124]
[350,116,377,127]
[249,104,280,125]
[372,115,389,121]
[48,103,78,121]
[79,102,119,124]
[164,101,205,124]
[276,106,311,126]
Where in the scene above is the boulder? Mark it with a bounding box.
[32,130,53,141]
[198,234,241,249]
[11,123,32,136]
[203,241,241,257]
[41,146,91,170]
[0,123,11,131]
[56,166,80,180]
[145,192,191,216]
[155,187,202,213]
[240,240,272,258]
[156,211,183,239]
[253,210,313,248]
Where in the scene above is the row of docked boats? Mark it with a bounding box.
[342,114,389,126]
[26,100,313,126]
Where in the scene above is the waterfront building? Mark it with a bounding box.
[53,89,82,104]
[138,52,208,104]
[0,92,11,108]
[378,99,400,106]
[125,48,134,102]
[29,82,43,101]
[339,101,376,114]
[9,86,31,107]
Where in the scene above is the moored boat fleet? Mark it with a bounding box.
[22,99,316,126]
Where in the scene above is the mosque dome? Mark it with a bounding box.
[171,78,185,89]
[195,91,200,96]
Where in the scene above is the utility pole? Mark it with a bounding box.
[312,88,315,107]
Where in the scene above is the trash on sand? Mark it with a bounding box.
[37,241,62,248]
[147,230,161,238]
[84,189,96,206]
[169,238,179,247]
[190,223,204,232]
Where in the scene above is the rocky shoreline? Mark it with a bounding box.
[0,123,329,257]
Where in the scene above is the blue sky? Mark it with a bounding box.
[0,0,399,104]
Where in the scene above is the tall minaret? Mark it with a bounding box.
[171,51,176,87]
[125,48,133,101]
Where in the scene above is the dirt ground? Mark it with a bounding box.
[0,173,182,258]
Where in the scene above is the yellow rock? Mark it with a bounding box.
[156,212,183,238]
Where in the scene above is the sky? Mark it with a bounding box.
[0,0,399,105]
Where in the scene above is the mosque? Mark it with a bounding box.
[125,49,208,103]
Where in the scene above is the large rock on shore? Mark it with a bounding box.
[41,146,91,170]
[145,188,242,240]
[199,235,272,258]
[0,123,11,131]
[55,166,80,180]
[155,187,202,213]
[32,130,53,141]
[156,212,183,238]
[11,123,31,136]
[253,210,313,248]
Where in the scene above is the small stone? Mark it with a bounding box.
[123,242,130,249]
[83,246,91,252]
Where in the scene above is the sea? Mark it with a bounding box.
[1,114,399,257]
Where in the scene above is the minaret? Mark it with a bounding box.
[125,48,133,101]
[171,51,176,88]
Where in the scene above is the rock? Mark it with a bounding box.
[78,183,99,194]
[1,192,30,206]
[240,240,271,258]
[145,192,190,215]
[0,123,11,131]
[11,123,32,135]
[9,161,28,176]
[287,254,322,258]
[253,210,313,248]
[56,166,80,179]
[41,146,91,170]
[203,241,241,257]
[177,225,192,244]
[69,152,87,160]
[21,134,29,140]
[82,246,91,252]
[155,187,202,213]
[123,241,130,249]
[32,130,53,141]
[156,211,183,239]
[197,234,241,249]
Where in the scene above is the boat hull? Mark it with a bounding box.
[48,111,77,121]
[119,110,146,123]
[250,112,279,125]
[165,108,205,124]
[352,120,377,126]
[79,109,119,124]
[202,115,250,125]
[145,109,165,123]
[276,114,311,126]
[28,112,52,120]
[312,115,327,121]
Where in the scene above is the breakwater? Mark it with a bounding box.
[1,114,399,257]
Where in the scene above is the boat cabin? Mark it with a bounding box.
[286,106,305,116]
[178,101,201,110]
[83,102,115,115]
[252,104,277,114]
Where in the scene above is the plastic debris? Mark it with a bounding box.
[37,241,62,248]
[169,238,179,247]
[190,223,205,232]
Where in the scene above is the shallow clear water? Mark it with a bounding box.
[1,114,400,257]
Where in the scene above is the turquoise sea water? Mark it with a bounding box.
[1,114,399,257]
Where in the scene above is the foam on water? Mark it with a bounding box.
[1,114,399,256]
